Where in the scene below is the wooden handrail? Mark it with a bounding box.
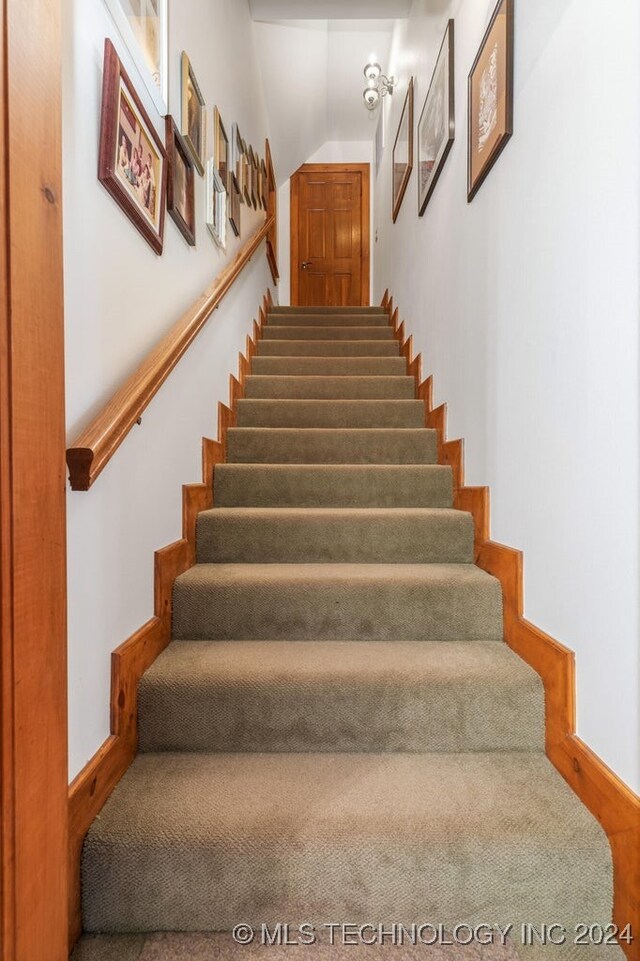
[66,216,274,490]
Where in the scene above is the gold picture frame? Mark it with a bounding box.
[180,51,205,176]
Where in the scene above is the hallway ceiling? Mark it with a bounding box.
[250,0,411,19]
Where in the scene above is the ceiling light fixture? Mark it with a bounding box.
[362,62,395,111]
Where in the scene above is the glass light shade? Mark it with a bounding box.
[363,87,380,109]
[364,62,381,82]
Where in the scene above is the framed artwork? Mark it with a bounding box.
[229,181,241,238]
[98,38,167,254]
[240,138,251,206]
[165,115,195,246]
[103,0,168,115]
[213,107,229,192]
[418,19,455,215]
[249,146,258,209]
[230,122,243,196]
[467,0,514,202]
[181,51,205,176]
[392,77,414,223]
[260,159,268,209]
[206,159,227,250]
[375,108,385,178]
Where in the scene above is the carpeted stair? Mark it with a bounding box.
[81,305,616,944]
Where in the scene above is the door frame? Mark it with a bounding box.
[290,163,371,307]
[1,2,69,960]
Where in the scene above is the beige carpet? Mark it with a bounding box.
[80,306,617,942]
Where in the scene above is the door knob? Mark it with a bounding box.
[301,261,312,270]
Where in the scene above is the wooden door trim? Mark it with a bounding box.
[290,163,370,307]
[1,1,69,959]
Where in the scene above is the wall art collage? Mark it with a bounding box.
[387,0,514,220]
[97,2,270,255]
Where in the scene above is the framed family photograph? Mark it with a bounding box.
[98,38,167,254]
[103,0,168,116]
[165,115,195,246]
[467,0,514,201]
[260,159,268,209]
[418,19,455,215]
[213,107,229,191]
[206,158,227,250]
[181,51,206,176]
[392,77,414,223]
[249,147,259,209]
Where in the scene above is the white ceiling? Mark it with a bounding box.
[250,0,411,19]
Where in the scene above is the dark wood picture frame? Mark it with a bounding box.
[260,158,268,209]
[180,51,205,176]
[165,116,196,246]
[241,137,251,206]
[418,19,455,215]
[467,0,514,202]
[229,181,241,237]
[98,38,167,254]
[213,106,229,194]
[249,146,258,209]
[392,77,414,223]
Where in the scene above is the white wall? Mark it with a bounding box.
[374,0,640,791]
[63,0,273,779]
[277,140,374,305]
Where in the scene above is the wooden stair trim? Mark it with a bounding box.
[383,290,640,959]
[66,219,274,491]
[66,289,271,949]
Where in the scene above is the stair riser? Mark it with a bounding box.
[236,400,424,429]
[196,512,474,564]
[213,465,454,508]
[269,306,386,315]
[138,643,544,755]
[257,341,401,356]
[262,326,395,341]
[265,314,391,327]
[172,570,503,642]
[251,357,408,375]
[226,429,438,464]
[244,376,416,400]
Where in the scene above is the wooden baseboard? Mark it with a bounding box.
[67,289,271,951]
[381,290,640,960]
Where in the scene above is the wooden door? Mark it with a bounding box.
[1,1,69,959]
[291,163,370,307]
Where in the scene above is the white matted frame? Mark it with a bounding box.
[103,0,169,116]
[206,158,227,251]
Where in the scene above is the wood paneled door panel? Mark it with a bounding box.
[291,163,370,307]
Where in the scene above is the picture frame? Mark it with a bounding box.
[467,0,514,202]
[260,159,268,209]
[206,158,227,250]
[103,0,168,116]
[240,137,252,206]
[181,51,205,176]
[391,77,414,223]
[418,19,455,215]
[229,180,241,238]
[165,115,195,246]
[375,108,385,178]
[249,146,258,209]
[230,122,243,197]
[98,38,167,254]
[213,107,229,193]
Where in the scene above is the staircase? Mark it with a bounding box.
[82,305,615,941]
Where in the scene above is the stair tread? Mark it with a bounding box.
[226,428,438,465]
[257,340,401,355]
[263,326,395,340]
[236,399,424,429]
[83,751,612,930]
[139,640,544,755]
[213,464,454,508]
[176,561,496,582]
